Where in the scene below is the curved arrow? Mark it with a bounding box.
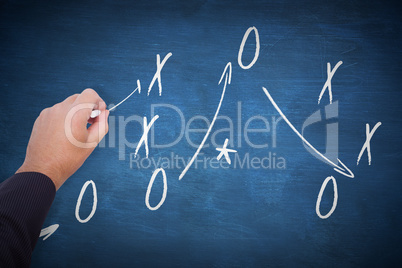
[262,87,354,178]
[90,80,141,118]
[179,62,232,180]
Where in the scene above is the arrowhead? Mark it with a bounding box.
[39,224,59,241]
[334,158,354,178]
[261,86,355,179]
[219,62,232,85]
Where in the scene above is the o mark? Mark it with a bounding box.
[146,168,168,211]
[316,176,338,219]
[75,180,98,223]
[238,26,260,69]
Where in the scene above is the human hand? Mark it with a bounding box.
[16,88,109,190]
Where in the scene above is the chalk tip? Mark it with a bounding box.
[90,110,101,118]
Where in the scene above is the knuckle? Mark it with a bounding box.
[39,108,49,116]
[51,102,62,111]
[68,94,80,102]
[83,88,96,95]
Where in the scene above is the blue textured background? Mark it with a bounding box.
[1,0,401,267]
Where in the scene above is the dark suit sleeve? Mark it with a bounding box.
[0,172,56,267]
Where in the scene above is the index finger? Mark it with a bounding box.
[73,88,105,122]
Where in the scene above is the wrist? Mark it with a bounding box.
[16,162,62,190]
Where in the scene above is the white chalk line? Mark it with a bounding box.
[109,80,141,112]
[216,138,237,165]
[75,180,97,223]
[318,61,343,104]
[316,176,338,219]
[262,86,354,178]
[179,62,232,180]
[357,122,382,165]
[39,224,59,240]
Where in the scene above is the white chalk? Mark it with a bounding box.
[90,110,101,118]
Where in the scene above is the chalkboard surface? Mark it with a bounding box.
[1,0,401,267]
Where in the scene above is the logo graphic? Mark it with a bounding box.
[302,101,339,164]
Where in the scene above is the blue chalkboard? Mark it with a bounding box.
[1,0,401,267]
